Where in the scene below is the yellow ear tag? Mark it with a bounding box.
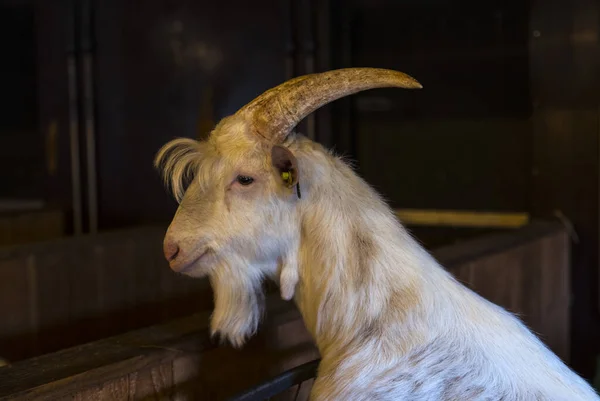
[281,171,292,186]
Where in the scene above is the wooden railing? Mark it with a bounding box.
[0,220,571,400]
[0,208,64,247]
[0,225,212,362]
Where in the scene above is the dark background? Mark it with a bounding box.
[0,0,598,380]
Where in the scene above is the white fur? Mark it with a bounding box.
[156,115,599,400]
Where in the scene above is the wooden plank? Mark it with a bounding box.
[71,376,133,401]
[130,230,169,326]
[95,237,137,333]
[450,263,473,288]
[0,315,212,401]
[0,225,166,259]
[0,225,210,362]
[433,220,564,268]
[516,239,543,336]
[271,317,321,386]
[38,211,64,243]
[467,247,526,315]
[0,218,10,246]
[34,248,72,357]
[0,296,300,400]
[129,363,174,400]
[67,341,318,401]
[0,257,36,361]
[0,210,64,247]
[171,354,203,400]
[538,231,571,362]
[67,241,108,342]
[10,213,33,245]
[395,209,530,228]
[444,226,571,363]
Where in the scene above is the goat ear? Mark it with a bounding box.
[271,145,299,188]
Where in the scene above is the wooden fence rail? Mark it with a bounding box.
[0,225,213,362]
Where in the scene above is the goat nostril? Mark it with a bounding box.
[170,246,180,262]
[163,240,180,262]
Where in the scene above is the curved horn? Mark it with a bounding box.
[236,67,422,143]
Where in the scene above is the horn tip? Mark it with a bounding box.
[392,71,422,89]
[407,77,423,89]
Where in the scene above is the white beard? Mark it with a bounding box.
[208,257,266,348]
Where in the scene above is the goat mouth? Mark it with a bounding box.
[171,248,212,274]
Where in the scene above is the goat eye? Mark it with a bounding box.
[236,175,254,186]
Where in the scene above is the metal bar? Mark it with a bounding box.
[227,359,320,401]
[300,0,316,140]
[337,2,353,155]
[314,0,332,146]
[82,53,97,233]
[80,0,98,233]
[283,0,295,80]
[293,381,302,401]
[66,0,83,235]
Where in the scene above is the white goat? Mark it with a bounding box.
[155,68,600,400]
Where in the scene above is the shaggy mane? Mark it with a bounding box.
[154,138,203,203]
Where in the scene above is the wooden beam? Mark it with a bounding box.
[0,297,302,401]
[395,209,530,228]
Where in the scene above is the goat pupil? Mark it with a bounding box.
[237,175,254,185]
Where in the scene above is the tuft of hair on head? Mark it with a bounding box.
[154,137,203,203]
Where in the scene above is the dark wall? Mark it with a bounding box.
[327,0,533,212]
[93,1,288,228]
[0,0,78,230]
[0,3,42,199]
